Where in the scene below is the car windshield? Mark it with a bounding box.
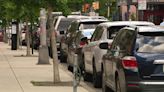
[79,23,99,30]
[57,19,74,31]
[81,29,95,39]
[136,32,164,53]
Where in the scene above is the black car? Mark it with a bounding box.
[100,26,164,92]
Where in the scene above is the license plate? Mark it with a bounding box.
[154,60,164,72]
[154,60,164,64]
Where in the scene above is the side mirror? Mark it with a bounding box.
[99,42,109,49]
[81,37,88,42]
[79,37,88,47]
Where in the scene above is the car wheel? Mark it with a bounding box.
[116,77,121,92]
[60,49,67,63]
[67,65,73,72]
[83,71,92,82]
[92,61,102,88]
[48,46,53,58]
[83,61,92,82]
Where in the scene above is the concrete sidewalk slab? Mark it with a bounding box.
[0,42,89,92]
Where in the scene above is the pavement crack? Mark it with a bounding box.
[0,48,25,92]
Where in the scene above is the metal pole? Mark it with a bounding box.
[107,6,110,17]
[73,54,78,92]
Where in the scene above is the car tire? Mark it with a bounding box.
[60,49,67,63]
[116,77,121,92]
[92,61,102,88]
[83,61,92,82]
[68,65,73,72]
[48,46,53,58]
[83,71,92,82]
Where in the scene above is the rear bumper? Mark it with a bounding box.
[127,81,164,92]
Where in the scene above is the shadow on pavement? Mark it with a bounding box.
[31,81,81,87]
[14,55,38,57]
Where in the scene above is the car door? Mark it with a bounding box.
[112,29,136,90]
[84,26,104,73]
[103,30,124,88]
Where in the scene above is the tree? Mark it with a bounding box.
[0,0,16,43]
[38,0,72,83]
[42,0,61,83]
[12,0,40,56]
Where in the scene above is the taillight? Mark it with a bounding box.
[122,56,138,72]
[79,41,86,48]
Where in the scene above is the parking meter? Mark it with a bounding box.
[73,54,81,92]
[11,21,17,50]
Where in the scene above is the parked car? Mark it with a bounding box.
[82,21,155,88]
[48,16,76,58]
[100,26,164,92]
[60,18,108,69]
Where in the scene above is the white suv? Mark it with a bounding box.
[82,21,155,88]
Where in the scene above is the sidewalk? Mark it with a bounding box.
[0,42,89,92]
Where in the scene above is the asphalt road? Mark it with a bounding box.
[59,63,102,92]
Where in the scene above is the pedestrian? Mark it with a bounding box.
[160,18,164,26]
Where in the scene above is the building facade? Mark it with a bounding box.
[118,0,164,25]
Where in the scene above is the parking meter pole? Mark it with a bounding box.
[73,54,78,92]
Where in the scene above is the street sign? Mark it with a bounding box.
[138,0,147,10]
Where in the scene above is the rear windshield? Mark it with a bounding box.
[107,26,125,39]
[57,19,74,31]
[136,32,164,53]
[79,21,104,30]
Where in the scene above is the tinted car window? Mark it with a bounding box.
[110,29,135,54]
[91,26,104,41]
[67,21,79,34]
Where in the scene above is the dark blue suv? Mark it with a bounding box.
[100,26,164,92]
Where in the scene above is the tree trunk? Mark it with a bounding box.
[48,7,60,83]
[3,26,8,43]
[38,8,50,64]
[26,19,31,56]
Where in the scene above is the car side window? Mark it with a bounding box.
[110,30,124,51]
[107,26,125,39]
[111,29,136,55]
[91,26,104,41]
